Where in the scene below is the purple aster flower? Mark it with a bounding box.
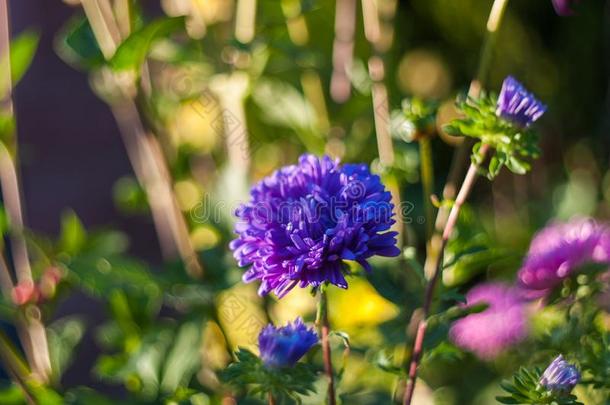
[449,282,529,360]
[258,317,318,368]
[230,154,400,297]
[552,0,580,16]
[540,355,580,394]
[517,218,610,295]
[496,76,547,128]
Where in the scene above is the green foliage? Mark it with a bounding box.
[0,383,64,405]
[9,30,39,86]
[445,94,540,179]
[0,114,15,142]
[113,176,149,214]
[47,316,86,383]
[59,210,87,256]
[94,313,205,399]
[497,367,583,405]
[443,205,517,287]
[0,29,39,98]
[55,17,105,69]
[391,97,439,142]
[220,349,317,403]
[110,17,185,72]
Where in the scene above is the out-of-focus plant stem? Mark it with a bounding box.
[235,0,257,44]
[419,137,435,240]
[0,330,36,404]
[361,0,403,245]
[316,289,336,405]
[426,0,510,273]
[267,391,276,405]
[281,0,330,136]
[81,0,203,278]
[80,1,235,374]
[0,0,52,384]
[402,1,510,401]
[330,0,356,103]
[402,145,489,405]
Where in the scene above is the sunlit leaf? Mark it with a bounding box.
[59,210,87,256]
[110,17,185,72]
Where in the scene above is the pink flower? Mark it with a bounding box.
[449,282,529,360]
[518,218,610,295]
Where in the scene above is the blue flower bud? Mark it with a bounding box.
[540,355,580,394]
[496,76,546,128]
[258,318,318,368]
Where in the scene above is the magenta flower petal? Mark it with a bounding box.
[518,218,610,295]
[449,283,529,360]
[552,0,579,16]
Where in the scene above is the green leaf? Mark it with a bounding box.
[0,30,39,100]
[55,17,105,69]
[10,30,39,86]
[67,253,160,300]
[63,387,118,405]
[0,113,15,141]
[59,210,87,255]
[110,17,185,71]
[505,156,530,175]
[160,320,202,393]
[47,316,86,381]
[0,202,9,238]
[374,350,404,376]
[496,396,521,404]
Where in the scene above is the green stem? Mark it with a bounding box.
[0,330,36,404]
[402,0,511,402]
[470,0,510,97]
[419,137,435,242]
[316,289,336,405]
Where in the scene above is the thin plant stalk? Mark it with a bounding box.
[110,100,203,277]
[0,330,36,404]
[427,0,510,256]
[0,0,52,383]
[267,392,276,405]
[402,145,489,405]
[81,0,203,277]
[419,137,435,241]
[361,1,403,245]
[280,1,330,135]
[330,0,357,103]
[235,0,257,44]
[316,289,336,405]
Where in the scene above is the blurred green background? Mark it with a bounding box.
[2,0,609,403]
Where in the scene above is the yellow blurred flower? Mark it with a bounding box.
[328,277,399,329]
[271,288,316,324]
[174,179,202,211]
[216,284,267,353]
[190,225,220,250]
[168,98,220,152]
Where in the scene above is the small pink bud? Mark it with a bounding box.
[11,281,39,306]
